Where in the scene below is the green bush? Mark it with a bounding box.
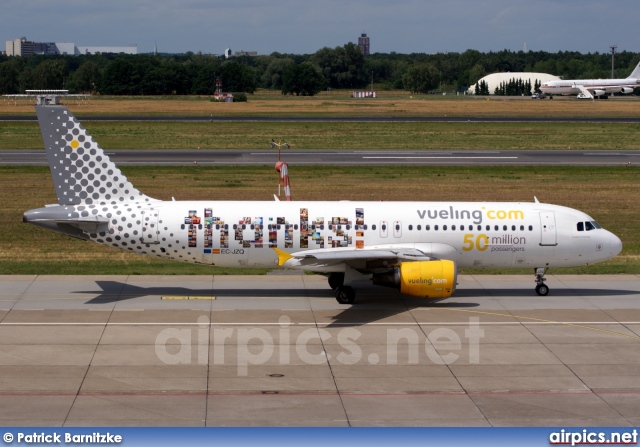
[234,92,248,102]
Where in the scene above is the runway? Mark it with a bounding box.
[1,274,639,426]
[2,115,640,123]
[2,149,640,166]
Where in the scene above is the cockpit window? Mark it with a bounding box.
[578,221,602,232]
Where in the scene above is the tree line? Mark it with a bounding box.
[474,78,543,96]
[1,45,638,96]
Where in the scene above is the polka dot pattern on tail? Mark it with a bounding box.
[35,106,157,206]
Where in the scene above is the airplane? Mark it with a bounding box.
[539,61,640,99]
[23,105,623,304]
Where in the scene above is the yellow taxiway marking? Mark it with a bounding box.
[161,296,216,300]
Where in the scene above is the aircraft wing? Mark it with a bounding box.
[274,244,457,270]
[579,83,636,96]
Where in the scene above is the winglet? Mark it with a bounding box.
[534,196,540,203]
[272,248,293,266]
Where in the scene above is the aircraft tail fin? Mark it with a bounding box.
[35,105,156,206]
[627,61,640,79]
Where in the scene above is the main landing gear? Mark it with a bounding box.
[534,268,549,296]
[328,272,356,304]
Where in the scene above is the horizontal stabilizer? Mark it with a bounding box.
[36,216,109,233]
[23,206,109,235]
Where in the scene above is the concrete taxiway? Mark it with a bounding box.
[0,274,639,427]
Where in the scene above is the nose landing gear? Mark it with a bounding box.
[535,268,549,296]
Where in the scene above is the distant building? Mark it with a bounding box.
[6,37,32,56]
[5,37,137,56]
[76,45,137,55]
[224,48,233,59]
[234,50,257,57]
[358,33,370,55]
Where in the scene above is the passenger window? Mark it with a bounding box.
[452,225,456,231]
[434,225,439,231]
[426,225,430,231]
[585,221,595,231]
[417,225,421,231]
[503,225,507,231]
[233,224,237,229]
[486,225,490,231]
[294,224,298,230]
[372,224,376,230]
[408,225,413,230]
[577,222,584,232]
[520,225,524,231]
[528,225,533,231]
[346,225,350,230]
[512,225,516,231]
[381,224,386,230]
[395,224,400,231]
[181,224,185,230]
[494,225,499,231]
[364,225,368,230]
[477,225,482,231]
[443,225,447,231]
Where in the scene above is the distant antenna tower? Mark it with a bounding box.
[523,41,528,52]
[609,45,617,79]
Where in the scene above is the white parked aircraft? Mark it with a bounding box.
[24,106,622,303]
[539,61,640,99]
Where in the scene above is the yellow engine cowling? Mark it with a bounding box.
[372,260,457,299]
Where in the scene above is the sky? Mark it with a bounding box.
[3,0,639,55]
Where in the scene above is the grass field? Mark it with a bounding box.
[2,121,640,150]
[2,92,640,118]
[1,165,637,275]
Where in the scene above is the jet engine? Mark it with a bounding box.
[620,87,634,94]
[372,260,457,299]
[593,89,606,97]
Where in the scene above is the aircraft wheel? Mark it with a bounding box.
[535,284,549,296]
[328,272,345,290]
[335,286,355,304]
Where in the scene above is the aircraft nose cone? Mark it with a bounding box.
[610,232,623,257]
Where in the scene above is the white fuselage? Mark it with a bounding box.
[87,200,621,272]
[540,78,640,96]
